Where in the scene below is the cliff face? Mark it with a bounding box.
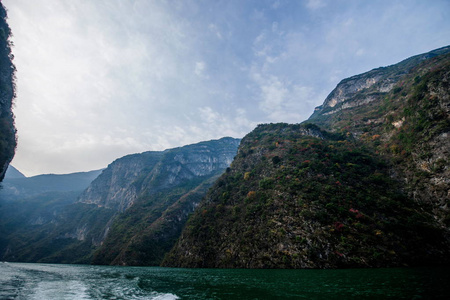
[310,45,450,125]
[0,3,16,181]
[164,46,450,269]
[0,138,240,264]
[309,49,450,237]
[78,152,163,212]
[79,138,240,213]
[90,137,240,266]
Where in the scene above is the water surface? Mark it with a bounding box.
[1,262,448,299]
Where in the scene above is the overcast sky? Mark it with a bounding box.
[3,0,450,176]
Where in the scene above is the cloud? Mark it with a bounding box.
[256,75,288,113]
[208,23,223,40]
[251,68,321,123]
[305,0,326,11]
[194,61,209,78]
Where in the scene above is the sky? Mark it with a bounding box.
[3,0,450,176]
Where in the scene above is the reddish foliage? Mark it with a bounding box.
[349,208,364,219]
[334,222,344,231]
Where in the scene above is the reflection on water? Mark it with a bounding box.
[0,262,449,299]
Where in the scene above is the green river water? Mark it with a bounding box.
[0,262,448,299]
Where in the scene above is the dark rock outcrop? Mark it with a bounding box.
[0,3,16,181]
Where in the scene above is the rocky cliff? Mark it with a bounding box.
[0,137,240,264]
[0,3,16,181]
[90,137,240,265]
[79,137,239,213]
[78,152,163,212]
[309,47,450,239]
[164,46,450,268]
[309,45,450,126]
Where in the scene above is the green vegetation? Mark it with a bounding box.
[164,123,446,268]
[1,138,240,265]
[0,3,16,180]
[2,41,448,269]
[0,191,115,264]
[89,138,240,266]
[165,48,450,269]
[92,173,221,266]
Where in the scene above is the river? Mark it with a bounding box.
[1,262,449,299]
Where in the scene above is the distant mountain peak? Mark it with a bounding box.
[5,165,25,179]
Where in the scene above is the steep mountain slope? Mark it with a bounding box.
[0,138,240,265]
[309,48,450,236]
[0,169,103,201]
[4,165,25,179]
[78,152,163,212]
[90,137,240,265]
[164,46,450,268]
[0,168,109,263]
[0,192,115,264]
[0,3,16,181]
[309,45,450,125]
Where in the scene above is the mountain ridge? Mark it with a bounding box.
[90,137,240,266]
[0,169,103,201]
[4,165,25,179]
[0,137,240,265]
[310,45,450,124]
[2,46,449,268]
[163,45,450,268]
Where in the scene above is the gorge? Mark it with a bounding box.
[1,46,449,269]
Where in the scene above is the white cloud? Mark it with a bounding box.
[259,76,289,113]
[252,70,320,123]
[305,0,326,11]
[208,23,223,39]
[199,106,220,124]
[194,61,208,78]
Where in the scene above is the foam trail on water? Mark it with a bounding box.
[151,292,180,300]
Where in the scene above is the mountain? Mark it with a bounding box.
[0,168,107,263]
[2,44,448,268]
[89,137,240,265]
[4,165,25,179]
[0,169,103,201]
[309,45,450,125]
[0,3,17,181]
[308,46,450,237]
[0,191,115,264]
[0,168,109,263]
[0,137,240,265]
[163,46,450,268]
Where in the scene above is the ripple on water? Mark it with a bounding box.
[3,263,450,299]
